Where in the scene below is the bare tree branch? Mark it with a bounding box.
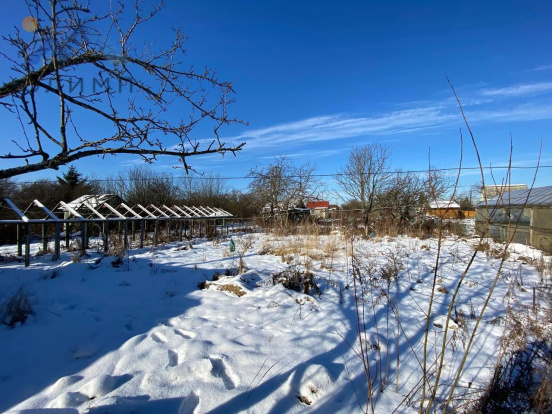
[0,0,246,179]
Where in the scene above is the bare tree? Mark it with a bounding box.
[336,143,391,221]
[377,171,427,227]
[377,169,451,230]
[182,173,229,207]
[0,179,18,200]
[100,165,177,206]
[0,0,245,179]
[248,157,322,219]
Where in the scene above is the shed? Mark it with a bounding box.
[427,200,462,219]
[475,186,552,253]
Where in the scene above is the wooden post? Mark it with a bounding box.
[154,220,158,246]
[132,220,136,241]
[179,220,183,242]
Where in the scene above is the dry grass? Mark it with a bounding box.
[272,268,319,295]
[35,246,54,257]
[218,284,247,297]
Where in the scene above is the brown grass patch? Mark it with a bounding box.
[219,284,246,297]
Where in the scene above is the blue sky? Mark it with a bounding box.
[1,0,551,198]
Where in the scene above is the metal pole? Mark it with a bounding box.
[17,224,22,256]
[42,223,48,252]
[24,223,30,267]
[81,222,86,252]
[124,220,128,251]
[54,222,60,260]
[103,221,109,253]
[140,220,145,248]
[65,222,70,249]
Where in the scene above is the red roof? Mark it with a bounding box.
[307,201,330,209]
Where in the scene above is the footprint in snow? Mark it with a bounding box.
[173,329,196,340]
[48,391,89,408]
[167,349,180,368]
[50,375,84,392]
[72,343,98,360]
[121,333,147,350]
[158,318,175,327]
[180,391,200,413]
[150,332,168,344]
[78,374,133,399]
[209,357,239,390]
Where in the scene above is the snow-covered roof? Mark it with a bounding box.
[477,186,552,208]
[428,200,460,209]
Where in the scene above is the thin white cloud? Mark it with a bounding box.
[467,104,552,123]
[259,148,345,160]
[221,100,552,152]
[173,80,552,158]
[533,64,552,71]
[480,82,552,97]
[228,107,459,150]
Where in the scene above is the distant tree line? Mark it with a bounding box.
[0,143,478,233]
[0,165,261,221]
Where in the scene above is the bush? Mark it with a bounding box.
[470,340,552,414]
[1,286,34,327]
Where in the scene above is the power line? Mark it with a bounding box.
[2,164,550,185]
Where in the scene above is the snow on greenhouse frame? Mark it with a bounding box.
[0,194,233,266]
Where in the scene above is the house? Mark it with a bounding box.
[427,200,462,219]
[307,201,330,219]
[475,186,552,253]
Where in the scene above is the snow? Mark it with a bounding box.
[0,232,548,413]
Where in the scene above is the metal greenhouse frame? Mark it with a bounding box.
[1,195,233,267]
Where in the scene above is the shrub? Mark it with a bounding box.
[1,286,34,327]
[469,340,552,414]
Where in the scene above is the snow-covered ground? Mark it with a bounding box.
[0,232,548,413]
